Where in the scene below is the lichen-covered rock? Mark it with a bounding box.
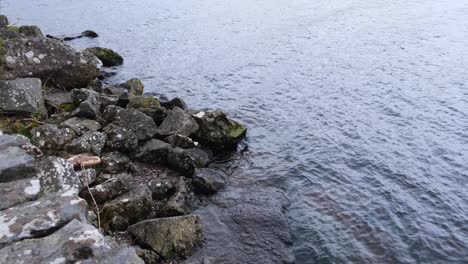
[80,173,131,204]
[76,168,97,191]
[192,110,247,150]
[0,146,36,183]
[167,147,197,176]
[0,219,144,264]
[164,134,196,149]
[0,78,46,115]
[0,194,87,247]
[127,95,160,109]
[102,124,138,153]
[0,37,101,89]
[72,88,119,108]
[62,117,101,135]
[85,47,124,67]
[158,107,199,137]
[36,156,80,197]
[121,78,144,96]
[0,178,40,210]
[100,151,131,174]
[18,25,44,38]
[128,215,202,259]
[31,124,76,150]
[134,139,172,165]
[101,185,152,231]
[103,105,158,141]
[193,168,226,195]
[66,131,106,155]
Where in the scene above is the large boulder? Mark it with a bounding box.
[102,124,139,153]
[0,78,46,115]
[134,139,172,165]
[158,107,199,137]
[85,47,124,67]
[0,219,144,264]
[103,105,158,141]
[31,124,76,150]
[1,37,101,89]
[192,110,247,150]
[128,215,202,259]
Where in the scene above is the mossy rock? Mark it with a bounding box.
[85,47,123,67]
[121,78,144,96]
[127,95,160,109]
[7,25,19,33]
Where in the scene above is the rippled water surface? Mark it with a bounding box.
[2,0,468,262]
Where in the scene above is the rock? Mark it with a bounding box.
[0,194,87,247]
[71,92,101,119]
[101,185,152,231]
[43,90,74,113]
[0,146,36,183]
[128,215,202,259]
[164,134,196,149]
[134,139,172,165]
[158,107,199,137]
[121,78,144,96]
[160,97,188,110]
[31,124,77,150]
[85,47,124,67]
[158,179,191,217]
[193,168,226,195]
[184,148,212,167]
[0,133,42,156]
[103,105,158,141]
[76,168,97,191]
[80,173,131,204]
[0,15,8,28]
[100,151,131,174]
[127,95,160,109]
[66,131,106,155]
[36,156,80,197]
[102,124,138,153]
[167,147,197,176]
[18,25,44,38]
[137,107,166,126]
[0,219,144,264]
[186,187,294,264]
[149,178,178,200]
[0,178,40,210]
[0,78,46,115]
[1,37,101,89]
[82,30,99,38]
[71,88,119,118]
[192,110,247,150]
[62,117,102,135]
[135,248,161,264]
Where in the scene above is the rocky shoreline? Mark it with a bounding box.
[0,15,294,263]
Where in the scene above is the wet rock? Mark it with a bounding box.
[184,148,212,167]
[0,178,40,210]
[31,124,77,150]
[186,187,294,264]
[158,107,199,137]
[137,107,166,126]
[193,168,226,195]
[0,194,87,247]
[167,147,197,176]
[66,131,106,155]
[134,139,172,165]
[127,95,160,109]
[85,47,124,67]
[158,179,191,217]
[80,173,131,204]
[160,97,188,110]
[100,151,131,174]
[0,146,36,183]
[0,219,144,264]
[121,78,144,96]
[18,25,44,38]
[192,110,247,150]
[128,215,202,259]
[36,156,80,197]
[101,185,152,231]
[164,134,196,149]
[82,30,99,38]
[1,37,101,89]
[103,105,158,141]
[102,123,138,153]
[62,117,102,135]
[0,78,46,115]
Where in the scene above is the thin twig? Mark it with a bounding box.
[81,164,101,231]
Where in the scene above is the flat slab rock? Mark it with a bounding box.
[0,219,143,264]
[185,186,295,264]
[0,78,45,115]
[0,146,36,183]
[0,193,87,247]
[0,178,40,210]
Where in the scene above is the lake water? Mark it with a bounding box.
[2,0,468,262]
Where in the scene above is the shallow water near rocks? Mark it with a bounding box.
[2,0,468,262]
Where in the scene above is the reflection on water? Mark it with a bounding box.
[2,0,468,262]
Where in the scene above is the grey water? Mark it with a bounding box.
[2,0,468,262]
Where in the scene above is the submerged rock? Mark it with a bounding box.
[158,107,199,137]
[193,168,226,195]
[128,215,202,259]
[85,47,124,67]
[0,78,46,115]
